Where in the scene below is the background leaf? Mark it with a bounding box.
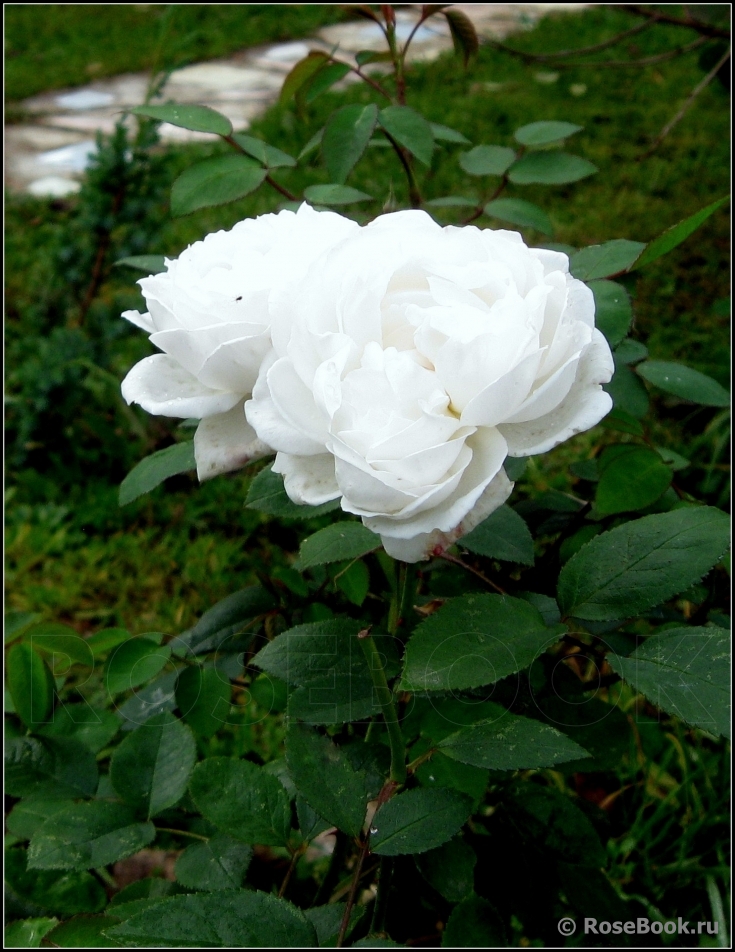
[7,643,55,728]
[302,183,372,205]
[174,584,276,656]
[442,895,507,947]
[286,722,368,837]
[589,279,633,346]
[232,133,296,168]
[415,836,476,902]
[109,711,196,818]
[175,833,253,892]
[171,156,266,216]
[4,917,58,949]
[439,705,589,770]
[175,665,231,736]
[5,736,98,800]
[131,103,232,136]
[633,196,729,270]
[444,9,479,66]
[379,105,435,166]
[280,50,329,105]
[401,594,564,692]
[595,445,672,516]
[514,120,582,146]
[107,892,317,948]
[558,507,730,620]
[459,144,515,176]
[119,442,195,506]
[570,239,646,280]
[609,627,730,738]
[484,197,552,235]
[43,916,120,948]
[461,505,535,564]
[370,787,473,856]
[296,521,379,569]
[104,638,171,695]
[322,103,378,183]
[114,254,166,275]
[28,802,155,871]
[636,360,729,406]
[508,152,597,185]
[188,757,292,846]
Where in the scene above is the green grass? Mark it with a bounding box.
[5,4,350,103]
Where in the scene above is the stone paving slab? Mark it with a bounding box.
[5,4,588,196]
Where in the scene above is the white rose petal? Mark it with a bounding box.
[194,405,271,481]
[245,208,614,561]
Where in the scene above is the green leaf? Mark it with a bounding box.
[188,757,292,846]
[514,120,583,147]
[400,594,564,692]
[460,505,534,565]
[534,697,631,773]
[5,610,42,643]
[459,145,515,177]
[246,463,340,519]
[296,797,330,842]
[280,50,330,105]
[634,196,729,270]
[444,9,479,66]
[107,892,317,947]
[636,360,729,406]
[615,338,648,365]
[425,195,478,208]
[5,736,98,799]
[438,704,589,769]
[24,622,94,668]
[304,61,351,103]
[605,358,650,417]
[430,122,471,145]
[114,255,166,275]
[175,584,276,656]
[303,183,372,205]
[119,442,195,506]
[415,750,488,803]
[508,151,597,185]
[286,723,368,837]
[608,627,730,739]
[296,522,379,569]
[176,666,231,736]
[322,103,379,183]
[370,788,472,856]
[378,105,435,166]
[335,559,370,606]
[4,847,106,916]
[231,133,296,169]
[304,904,363,947]
[6,800,75,840]
[588,279,633,346]
[595,445,672,516]
[569,239,646,280]
[85,628,130,657]
[116,670,178,730]
[507,783,606,866]
[109,712,196,819]
[298,127,324,161]
[4,917,58,948]
[7,643,55,728]
[600,407,644,436]
[44,916,120,948]
[28,802,155,871]
[484,197,552,235]
[442,895,507,947]
[415,836,476,902]
[171,156,267,217]
[175,833,253,892]
[557,507,730,621]
[254,618,394,724]
[38,703,119,754]
[104,639,171,696]
[131,103,232,136]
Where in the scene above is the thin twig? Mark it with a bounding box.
[493,18,654,61]
[278,847,303,899]
[380,128,422,208]
[223,135,298,201]
[461,174,510,226]
[437,551,507,595]
[155,826,209,842]
[614,4,730,40]
[561,35,708,68]
[639,46,731,159]
[336,837,372,948]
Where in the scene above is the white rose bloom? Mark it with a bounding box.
[246,208,614,562]
[120,204,358,480]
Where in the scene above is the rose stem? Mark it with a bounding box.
[358,628,407,786]
[370,856,394,936]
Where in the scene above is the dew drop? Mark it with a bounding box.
[370,826,378,835]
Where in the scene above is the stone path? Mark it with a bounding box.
[6,4,588,197]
